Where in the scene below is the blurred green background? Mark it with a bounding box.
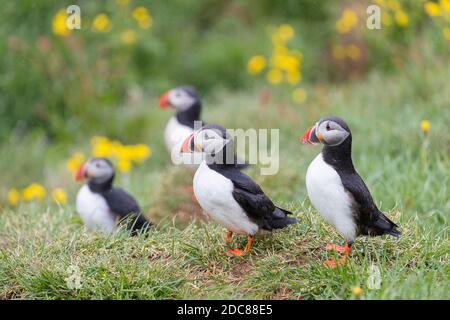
[1,0,448,141]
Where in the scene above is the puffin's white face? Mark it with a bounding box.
[302,119,350,146]
[166,88,197,111]
[315,120,350,146]
[180,128,229,155]
[76,158,114,183]
[194,128,229,155]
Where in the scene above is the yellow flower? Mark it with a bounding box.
[7,188,20,206]
[336,9,358,33]
[117,0,130,6]
[92,14,111,33]
[52,188,67,205]
[278,24,295,41]
[247,56,266,75]
[117,159,131,173]
[128,144,151,162]
[352,287,362,298]
[266,69,283,85]
[132,7,150,22]
[395,10,409,27]
[441,0,450,12]
[91,136,115,157]
[424,2,442,16]
[22,183,46,201]
[443,27,450,41]
[342,9,358,27]
[286,70,301,84]
[336,20,351,34]
[332,44,346,60]
[52,9,71,37]
[420,120,431,134]
[292,88,307,104]
[347,44,361,60]
[138,17,153,29]
[67,152,86,173]
[120,29,137,44]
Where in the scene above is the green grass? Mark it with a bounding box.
[0,49,449,299]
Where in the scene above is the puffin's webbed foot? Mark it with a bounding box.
[226,235,253,257]
[323,243,352,268]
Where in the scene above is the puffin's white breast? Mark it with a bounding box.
[193,161,259,235]
[305,153,356,242]
[164,116,199,171]
[76,185,116,234]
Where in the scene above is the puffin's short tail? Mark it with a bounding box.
[266,207,297,230]
[125,214,153,236]
[376,212,401,237]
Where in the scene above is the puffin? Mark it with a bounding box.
[180,124,297,256]
[75,158,152,235]
[159,86,204,171]
[301,116,400,267]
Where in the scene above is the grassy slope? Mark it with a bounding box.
[0,50,449,300]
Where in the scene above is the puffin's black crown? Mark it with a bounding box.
[319,116,351,133]
[178,85,200,100]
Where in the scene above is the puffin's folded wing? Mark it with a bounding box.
[341,172,400,236]
[102,188,152,234]
[232,187,276,219]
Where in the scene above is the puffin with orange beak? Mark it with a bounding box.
[301,116,400,267]
[75,158,152,235]
[159,86,204,171]
[181,124,296,256]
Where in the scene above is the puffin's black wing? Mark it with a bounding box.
[214,167,296,231]
[340,172,400,237]
[101,188,152,235]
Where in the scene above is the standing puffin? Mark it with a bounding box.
[301,116,400,267]
[75,158,152,235]
[159,86,204,171]
[180,124,296,256]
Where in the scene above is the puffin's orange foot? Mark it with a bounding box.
[323,257,347,268]
[326,243,352,254]
[226,248,247,257]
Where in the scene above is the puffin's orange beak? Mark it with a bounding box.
[159,92,170,109]
[301,124,321,145]
[75,164,85,181]
[180,134,194,153]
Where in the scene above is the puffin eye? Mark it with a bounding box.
[326,122,331,131]
[95,163,101,168]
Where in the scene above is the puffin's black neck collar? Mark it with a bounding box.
[175,102,202,129]
[87,175,114,193]
[322,136,354,172]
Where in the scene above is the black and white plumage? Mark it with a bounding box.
[301,116,400,246]
[181,124,296,255]
[75,158,152,235]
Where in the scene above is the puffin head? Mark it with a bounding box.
[158,86,201,112]
[180,124,234,165]
[75,158,115,184]
[301,116,351,147]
